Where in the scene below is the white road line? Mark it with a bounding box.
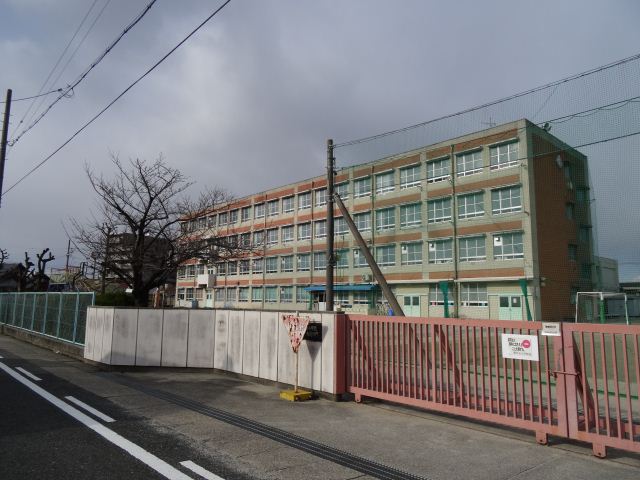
[0,362,194,480]
[65,396,115,423]
[15,367,41,381]
[179,461,225,480]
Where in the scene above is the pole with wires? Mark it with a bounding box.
[325,139,335,312]
[0,89,12,208]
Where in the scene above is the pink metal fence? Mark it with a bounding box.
[344,314,640,457]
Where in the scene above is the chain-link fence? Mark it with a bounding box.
[0,292,95,345]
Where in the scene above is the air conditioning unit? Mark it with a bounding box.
[493,236,503,247]
[361,274,372,282]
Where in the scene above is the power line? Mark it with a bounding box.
[3,0,232,198]
[0,89,65,104]
[10,0,100,139]
[9,0,156,148]
[334,51,640,148]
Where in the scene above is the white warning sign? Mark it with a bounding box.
[501,333,539,361]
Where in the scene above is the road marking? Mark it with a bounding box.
[180,461,225,480]
[0,362,194,480]
[16,367,41,381]
[65,396,115,423]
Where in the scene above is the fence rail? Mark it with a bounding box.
[0,292,95,345]
[345,314,640,457]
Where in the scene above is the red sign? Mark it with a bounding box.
[282,313,310,353]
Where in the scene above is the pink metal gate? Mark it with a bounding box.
[344,314,640,457]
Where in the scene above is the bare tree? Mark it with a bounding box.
[72,154,252,307]
[0,248,7,267]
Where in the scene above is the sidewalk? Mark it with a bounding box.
[2,335,640,480]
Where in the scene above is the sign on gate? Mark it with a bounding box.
[501,333,539,361]
[541,322,561,336]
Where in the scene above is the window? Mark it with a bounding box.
[253,230,264,245]
[177,288,185,300]
[218,212,228,226]
[335,291,350,306]
[226,288,237,303]
[353,248,368,268]
[428,239,453,264]
[564,163,573,182]
[336,249,349,268]
[214,288,224,302]
[216,262,226,276]
[570,287,579,305]
[568,244,577,261]
[177,266,186,279]
[581,263,592,280]
[227,261,237,276]
[376,245,396,267]
[400,203,421,228]
[458,192,484,219]
[296,286,310,304]
[401,242,422,265]
[298,191,311,210]
[195,289,204,301]
[457,150,483,177]
[239,260,250,274]
[579,226,591,243]
[267,228,278,245]
[376,207,395,231]
[493,232,524,260]
[196,264,205,275]
[252,258,263,273]
[265,286,278,303]
[313,251,326,270]
[314,220,327,238]
[427,197,452,223]
[400,164,420,188]
[459,236,486,262]
[315,188,327,207]
[427,157,450,183]
[353,291,370,305]
[281,255,294,272]
[354,177,371,198]
[576,188,588,204]
[490,142,519,170]
[335,182,349,199]
[429,284,454,306]
[280,286,293,303]
[254,203,265,219]
[461,283,488,306]
[240,233,251,247]
[565,203,575,221]
[185,288,195,300]
[238,287,249,302]
[241,206,251,222]
[266,257,278,273]
[198,217,207,230]
[335,217,348,235]
[207,215,216,228]
[297,253,310,271]
[354,212,371,232]
[375,171,394,194]
[267,200,279,217]
[491,186,521,214]
[282,196,294,213]
[281,225,294,243]
[229,209,238,224]
[251,287,263,302]
[298,222,311,240]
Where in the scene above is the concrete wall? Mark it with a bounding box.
[84,307,342,394]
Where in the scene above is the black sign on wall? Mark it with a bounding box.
[304,322,322,342]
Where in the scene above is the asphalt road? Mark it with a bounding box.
[0,351,249,480]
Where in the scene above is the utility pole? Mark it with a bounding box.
[100,226,112,295]
[65,238,72,274]
[0,89,12,208]
[325,139,335,311]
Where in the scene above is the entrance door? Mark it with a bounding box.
[403,295,421,317]
[498,295,523,320]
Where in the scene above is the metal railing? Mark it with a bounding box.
[0,292,95,345]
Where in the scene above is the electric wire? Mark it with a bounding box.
[9,0,100,139]
[9,0,156,148]
[0,89,65,104]
[3,0,232,198]
[334,51,640,148]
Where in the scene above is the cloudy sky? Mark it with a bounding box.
[1,0,639,280]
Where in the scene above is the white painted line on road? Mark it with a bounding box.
[65,396,115,423]
[16,367,41,381]
[180,461,225,480]
[0,362,194,480]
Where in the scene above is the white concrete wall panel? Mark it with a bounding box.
[226,310,245,374]
[320,313,336,394]
[297,313,323,391]
[110,309,137,365]
[99,308,114,365]
[83,308,96,361]
[187,309,215,368]
[258,311,279,381]
[213,310,229,370]
[135,309,163,366]
[242,310,260,378]
[161,310,188,367]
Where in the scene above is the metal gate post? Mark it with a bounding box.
[56,293,63,337]
[20,294,26,328]
[43,293,49,334]
[12,293,17,325]
[552,329,570,439]
[30,293,37,330]
[72,292,80,343]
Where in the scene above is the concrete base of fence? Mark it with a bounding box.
[84,307,346,396]
[0,324,84,360]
